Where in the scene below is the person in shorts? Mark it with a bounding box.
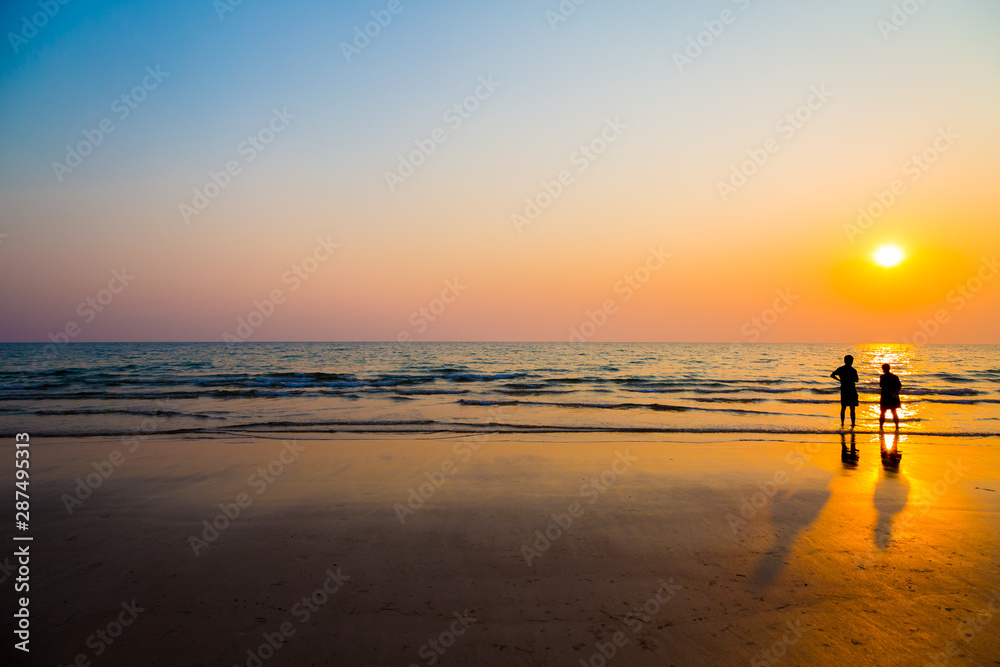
[831,354,859,429]
[879,363,902,430]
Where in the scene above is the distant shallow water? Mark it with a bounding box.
[1,342,998,439]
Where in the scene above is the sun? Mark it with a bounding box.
[874,244,905,268]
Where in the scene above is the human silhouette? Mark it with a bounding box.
[879,363,902,430]
[830,355,859,429]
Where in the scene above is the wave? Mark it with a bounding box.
[922,398,1000,405]
[0,385,994,405]
[387,389,470,396]
[903,388,981,397]
[495,389,580,395]
[459,398,690,412]
[455,398,825,418]
[932,373,979,383]
[30,408,220,419]
[1,364,994,400]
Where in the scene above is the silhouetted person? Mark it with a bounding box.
[879,363,902,430]
[831,355,859,429]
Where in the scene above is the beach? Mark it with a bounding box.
[6,432,999,666]
[6,0,1000,664]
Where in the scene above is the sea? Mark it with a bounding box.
[1,343,998,440]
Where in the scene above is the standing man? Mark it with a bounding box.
[831,354,859,430]
[879,363,902,430]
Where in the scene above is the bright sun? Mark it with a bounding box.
[874,244,905,268]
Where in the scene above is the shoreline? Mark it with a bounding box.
[10,426,1000,442]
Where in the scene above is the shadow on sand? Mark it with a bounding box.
[751,484,832,587]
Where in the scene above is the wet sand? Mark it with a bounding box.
[3,433,999,666]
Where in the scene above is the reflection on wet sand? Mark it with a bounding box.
[874,432,910,548]
[880,430,903,469]
[841,432,859,468]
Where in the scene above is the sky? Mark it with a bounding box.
[1,0,999,343]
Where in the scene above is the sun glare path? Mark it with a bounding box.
[874,244,905,268]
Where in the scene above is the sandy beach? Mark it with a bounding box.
[2,433,998,666]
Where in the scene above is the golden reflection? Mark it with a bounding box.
[856,345,924,432]
[873,432,909,548]
[879,431,902,469]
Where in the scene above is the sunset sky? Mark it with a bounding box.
[1,0,998,343]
